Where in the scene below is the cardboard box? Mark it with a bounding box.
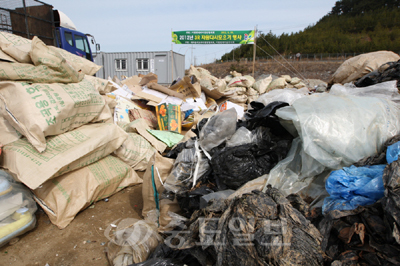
[156,103,181,133]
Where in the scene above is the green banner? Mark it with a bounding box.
[172,30,255,44]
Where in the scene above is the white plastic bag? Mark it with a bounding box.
[253,87,309,107]
[199,108,237,152]
[225,127,253,147]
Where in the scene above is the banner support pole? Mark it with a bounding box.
[252,26,257,77]
[171,28,174,83]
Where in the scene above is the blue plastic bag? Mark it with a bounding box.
[322,164,385,214]
[387,141,400,164]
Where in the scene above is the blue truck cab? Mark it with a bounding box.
[0,1,98,62]
[55,27,93,62]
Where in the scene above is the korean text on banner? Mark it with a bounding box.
[172,30,255,44]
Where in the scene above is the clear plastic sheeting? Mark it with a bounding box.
[225,127,253,147]
[330,80,400,103]
[276,93,400,170]
[263,137,326,196]
[198,108,237,153]
[252,87,309,108]
[106,219,163,266]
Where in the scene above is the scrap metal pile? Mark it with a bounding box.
[1,32,400,266]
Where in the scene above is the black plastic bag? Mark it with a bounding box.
[210,127,291,190]
[355,60,400,88]
[129,258,184,266]
[238,101,292,139]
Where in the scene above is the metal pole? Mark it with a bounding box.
[22,0,30,39]
[191,44,193,66]
[252,26,257,77]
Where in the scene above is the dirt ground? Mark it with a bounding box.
[0,184,143,266]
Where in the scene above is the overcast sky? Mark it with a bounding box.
[48,0,338,68]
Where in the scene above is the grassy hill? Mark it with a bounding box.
[221,0,400,61]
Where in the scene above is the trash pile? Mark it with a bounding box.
[1,32,400,265]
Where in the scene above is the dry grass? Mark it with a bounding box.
[197,59,345,82]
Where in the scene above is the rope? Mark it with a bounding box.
[257,35,310,86]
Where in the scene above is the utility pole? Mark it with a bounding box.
[252,26,257,77]
[233,46,235,61]
[191,44,195,66]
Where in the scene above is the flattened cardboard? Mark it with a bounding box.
[133,91,163,103]
[168,76,201,99]
[121,119,167,153]
[139,73,158,86]
[121,75,141,88]
[148,83,185,99]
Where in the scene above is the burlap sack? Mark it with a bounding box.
[226,94,248,103]
[266,77,288,92]
[33,155,142,229]
[49,46,102,76]
[0,49,17,62]
[0,37,84,84]
[227,75,255,88]
[142,153,174,224]
[92,101,113,124]
[328,50,400,86]
[281,75,292,83]
[0,100,21,146]
[1,123,128,189]
[84,75,116,95]
[252,75,272,94]
[294,82,307,89]
[0,31,32,63]
[0,31,101,76]
[114,133,156,171]
[0,78,107,152]
[290,77,302,85]
[0,116,21,146]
